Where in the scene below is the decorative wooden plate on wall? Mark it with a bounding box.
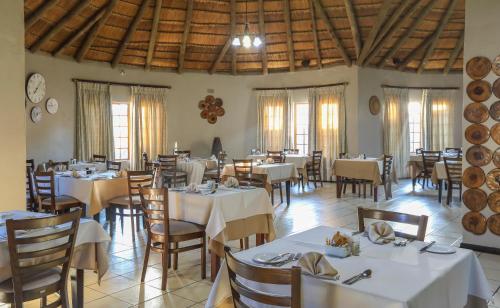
[464,102,489,123]
[486,168,500,190]
[489,101,500,121]
[487,191,500,213]
[467,80,492,102]
[491,123,500,144]
[493,55,500,76]
[462,212,488,235]
[493,79,500,99]
[463,166,486,188]
[199,95,225,124]
[466,56,492,80]
[465,124,490,144]
[369,96,381,115]
[466,145,492,166]
[463,189,488,212]
[493,148,500,168]
[487,214,500,235]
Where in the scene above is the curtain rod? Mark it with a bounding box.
[71,78,171,89]
[381,84,459,90]
[253,82,348,91]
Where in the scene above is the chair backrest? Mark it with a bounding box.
[34,171,56,212]
[357,207,428,241]
[284,149,299,154]
[444,157,462,183]
[224,246,301,308]
[158,154,178,173]
[444,147,462,158]
[174,150,191,158]
[106,160,122,171]
[421,151,441,175]
[310,151,322,172]
[6,210,81,306]
[92,154,106,163]
[145,161,159,172]
[233,159,253,181]
[26,167,36,211]
[127,171,154,206]
[267,151,286,163]
[26,159,35,171]
[139,187,169,240]
[382,155,393,181]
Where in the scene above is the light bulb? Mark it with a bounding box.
[242,35,252,48]
[232,37,241,46]
[253,36,262,47]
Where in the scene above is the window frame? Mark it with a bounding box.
[111,102,130,161]
[294,102,309,155]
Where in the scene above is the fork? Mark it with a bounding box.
[278,252,302,267]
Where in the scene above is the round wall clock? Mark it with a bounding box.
[26,73,46,104]
[30,106,42,123]
[46,98,58,114]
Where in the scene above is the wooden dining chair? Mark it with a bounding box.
[444,157,462,205]
[139,187,206,291]
[306,151,323,188]
[284,148,299,154]
[233,159,253,183]
[444,147,462,158]
[26,159,35,171]
[266,151,285,205]
[204,152,227,183]
[106,160,122,171]
[381,155,393,200]
[108,171,154,240]
[224,246,301,308]
[173,150,191,158]
[34,171,85,215]
[1,209,81,308]
[421,151,441,188]
[25,166,36,211]
[158,155,188,187]
[357,207,428,241]
[92,154,106,163]
[338,152,359,195]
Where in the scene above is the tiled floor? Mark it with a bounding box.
[4,180,500,307]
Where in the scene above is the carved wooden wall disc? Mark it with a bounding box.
[465,145,492,167]
[467,80,492,102]
[465,124,490,144]
[486,168,500,190]
[487,191,500,213]
[491,123,500,144]
[462,212,487,235]
[463,189,487,212]
[489,101,500,121]
[487,214,500,235]
[464,102,489,123]
[466,56,491,80]
[463,166,486,188]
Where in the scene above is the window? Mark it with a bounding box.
[265,105,283,131]
[408,101,422,153]
[294,103,309,155]
[112,103,129,160]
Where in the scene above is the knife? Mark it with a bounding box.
[419,241,436,254]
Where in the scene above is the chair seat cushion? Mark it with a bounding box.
[108,195,140,207]
[151,220,204,236]
[41,195,80,207]
[0,268,61,294]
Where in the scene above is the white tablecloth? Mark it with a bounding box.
[207,226,491,308]
[222,163,298,184]
[69,161,130,171]
[178,159,207,185]
[247,154,310,170]
[0,210,111,283]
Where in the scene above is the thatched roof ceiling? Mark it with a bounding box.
[24,0,465,74]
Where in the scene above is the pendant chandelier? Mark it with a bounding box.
[231,0,262,48]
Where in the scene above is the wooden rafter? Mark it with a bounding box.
[417,0,459,73]
[258,0,268,74]
[357,0,392,65]
[309,0,322,69]
[343,0,361,59]
[372,0,413,50]
[112,0,149,68]
[209,0,236,74]
[29,0,89,53]
[313,0,351,66]
[444,30,464,74]
[25,0,59,29]
[178,0,193,73]
[52,6,107,57]
[146,0,163,70]
[397,33,434,71]
[284,0,295,72]
[76,0,118,62]
[363,1,420,67]
[377,0,436,68]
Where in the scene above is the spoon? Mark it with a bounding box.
[342,269,372,285]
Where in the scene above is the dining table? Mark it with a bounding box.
[408,155,452,202]
[247,154,310,170]
[0,210,111,308]
[206,225,491,308]
[168,184,275,281]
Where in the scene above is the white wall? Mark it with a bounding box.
[462,0,500,249]
[0,1,26,211]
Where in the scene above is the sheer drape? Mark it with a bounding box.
[423,89,456,150]
[383,88,410,178]
[130,86,168,170]
[308,85,346,179]
[256,90,290,151]
[75,81,114,161]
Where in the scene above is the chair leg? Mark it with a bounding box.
[270,190,274,205]
[313,175,317,188]
[342,180,347,194]
[161,243,169,291]
[141,238,151,282]
[201,235,206,279]
[130,208,135,241]
[279,184,283,203]
[40,295,47,308]
[239,239,244,250]
[320,175,323,187]
[60,289,69,308]
[173,242,178,270]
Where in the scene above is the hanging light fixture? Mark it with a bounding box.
[232,0,262,49]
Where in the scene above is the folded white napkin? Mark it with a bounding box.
[298,252,338,278]
[368,221,396,244]
[185,183,200,193]
[224,177,239,188]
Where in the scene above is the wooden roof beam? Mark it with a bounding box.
[284,0,295,72]
[76,0,118,62]
[343,0,361,59]
[416,0,459,74]
[313,0,351,66]
[25,0,59,30]
[209,0,236,74]
[357,0,392,65]
[372,0,414,49]
[397,33,435,71]
[309,0,322,69]
[30,0,89,53]
[377,0,436,68]
[112,0,149,68]
[52,5,107,57]
[146,0,163,70]
[178,0,193,73]
[258,0,268,74]
[444,30,464,75]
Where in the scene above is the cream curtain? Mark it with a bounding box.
[423,89,457,150]
[383,88,410,178]
[75,81,114,161]
[256,90,290,151]
[130,86,168,170]
[308,85,346,179]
